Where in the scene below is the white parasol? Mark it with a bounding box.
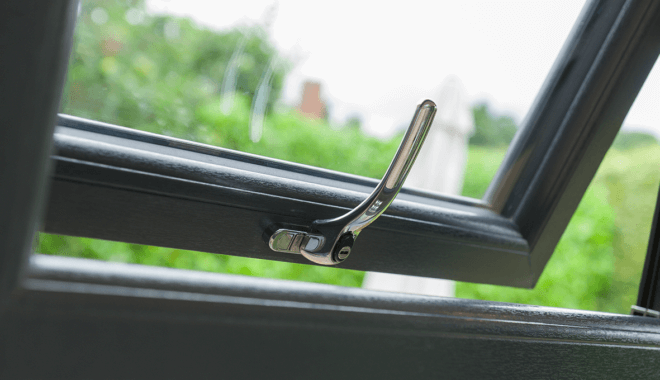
[362,76,474,297]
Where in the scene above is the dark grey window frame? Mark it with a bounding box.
[2,1,660,378]
[43,0,660,287]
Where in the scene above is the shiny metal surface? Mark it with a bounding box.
[269,229,325,254]
[268,100,437,265]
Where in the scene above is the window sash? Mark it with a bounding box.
[48,116,529,286]
[42,0,660,287]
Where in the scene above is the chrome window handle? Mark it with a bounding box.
[268,100,437,265]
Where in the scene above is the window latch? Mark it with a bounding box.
[267,100,437,265]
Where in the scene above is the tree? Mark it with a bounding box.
[65,0,287,141]
[469,103,518,147]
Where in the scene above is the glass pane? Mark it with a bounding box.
[63,0,586,199]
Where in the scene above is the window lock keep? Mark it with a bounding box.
[266,100,437,265]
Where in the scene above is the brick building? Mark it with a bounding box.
[297,81,327,120]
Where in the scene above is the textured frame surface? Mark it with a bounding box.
[2,255,659,379]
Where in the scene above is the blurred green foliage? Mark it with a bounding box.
[460,146,508,199]
[38,0,660,313]
[604,145,660,310]
[38,234,365,287]
[470,103,518,147]
[612,131,659,151]
[67,0,287,142]
[195,95,401,179]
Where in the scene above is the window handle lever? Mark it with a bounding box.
[268,100,437,265]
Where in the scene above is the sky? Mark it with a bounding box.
[147,0,660,139]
